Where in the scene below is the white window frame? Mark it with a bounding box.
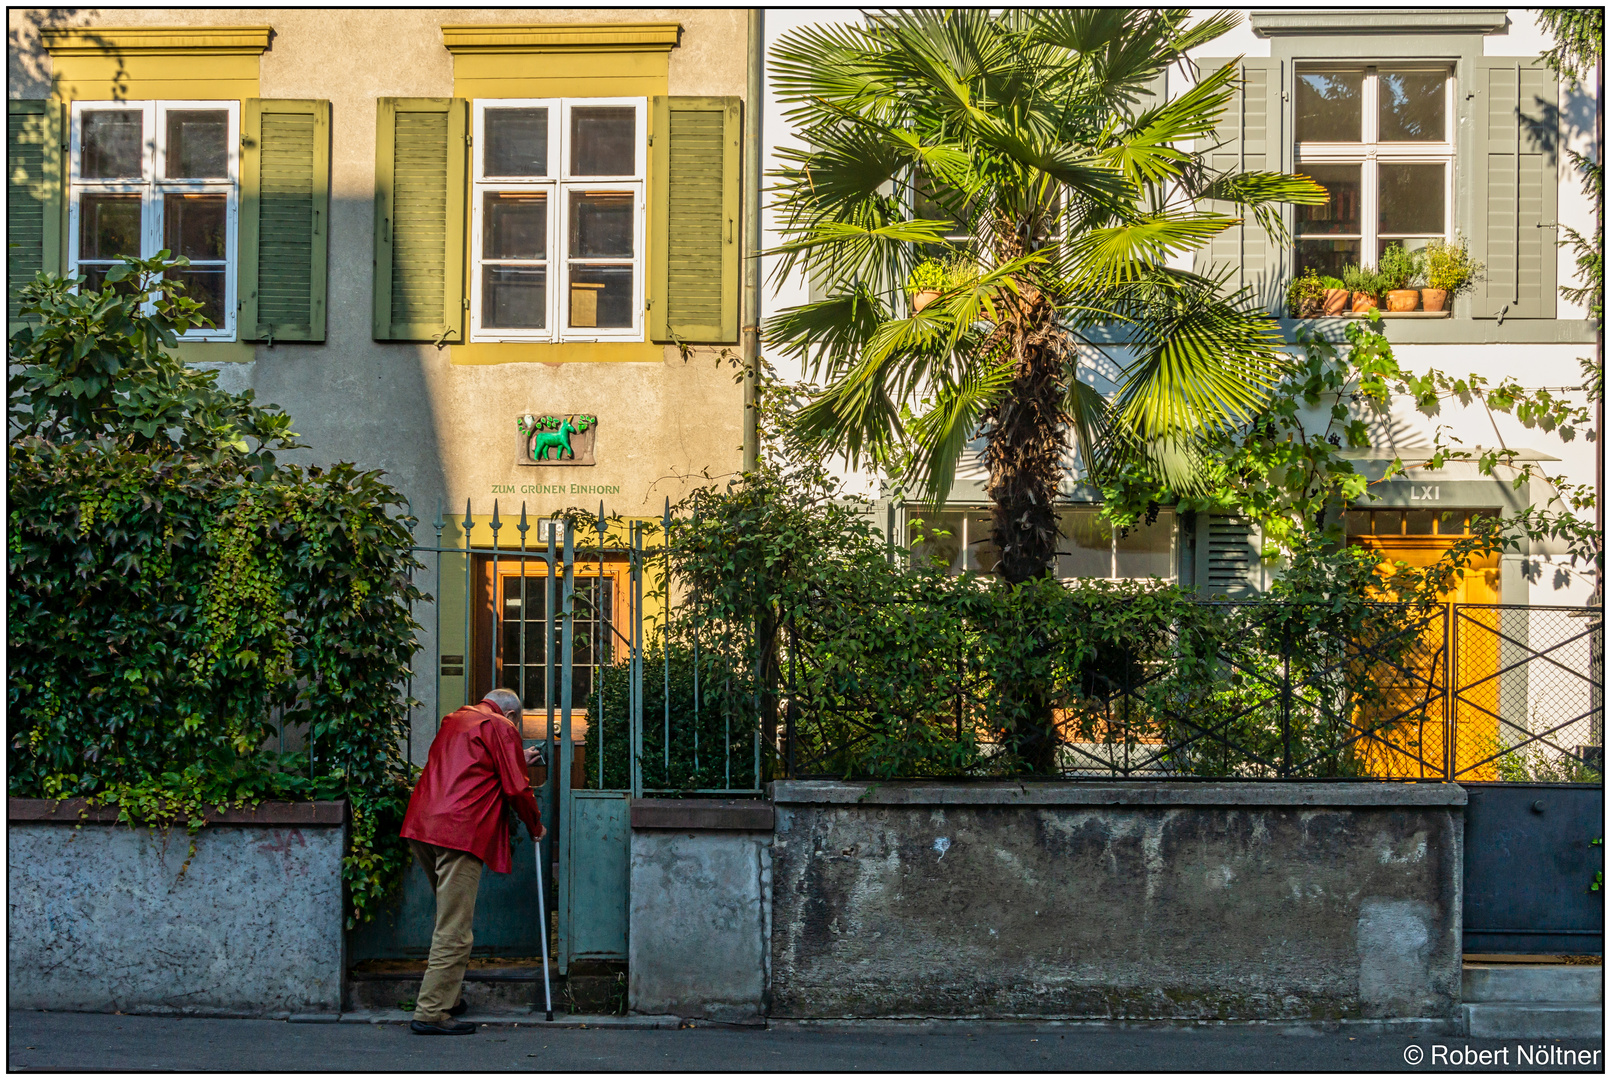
[1294,64,1455,269]
[67,99,240,341]
[904,506,1179,583]
[470,97,647,344]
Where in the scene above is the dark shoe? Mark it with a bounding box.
[448,999,469,1017]
[411,1019,477,1036]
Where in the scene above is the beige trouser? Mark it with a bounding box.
[409,840,484,1024]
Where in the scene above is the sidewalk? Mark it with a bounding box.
[8,1010,1604,1072]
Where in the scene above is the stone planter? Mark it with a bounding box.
[1386,289,1420,312]
[1351,292,1379,314]
[1322,288,1350,315]
[1421,288,1449,313]
[8,798,347,1017]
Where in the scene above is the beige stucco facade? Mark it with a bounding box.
[9,7,750,526]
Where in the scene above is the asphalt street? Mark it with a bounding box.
[7,1011,1605,1072]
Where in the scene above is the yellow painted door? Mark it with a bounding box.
[1351,535,1500,778]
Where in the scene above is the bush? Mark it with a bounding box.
[1342,263,1385,296]
[1378,244,1424,291]
[1286,268,1326,317]
[581,467,1442,783]
[905,258,948,293]
[8,256,423,926]
[1423,234,1485,296]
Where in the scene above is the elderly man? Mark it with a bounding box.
[401,688,545,1035]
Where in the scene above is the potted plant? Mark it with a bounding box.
[1422,234,1484,313]
[1318,275,1349,316]
[1342,264,1383,314]
[906,259,947,312]
[1286,268,1326,318]
[1378,245,1423,312]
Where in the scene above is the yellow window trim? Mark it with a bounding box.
[441,22,680,54]
[451,342,669,366]
[45,26,265,101]
[40,26,272,56]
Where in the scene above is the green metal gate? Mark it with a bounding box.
[376,501,762,976]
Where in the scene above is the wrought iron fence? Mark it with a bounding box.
[776,600,1604,783]
[406,501,764,797]
[1451,605,1604,783]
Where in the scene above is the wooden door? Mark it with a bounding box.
[1348,508,1501,778]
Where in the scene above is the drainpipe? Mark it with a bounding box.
[741,8,764,473]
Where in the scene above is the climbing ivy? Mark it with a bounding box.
[8,257,424,926]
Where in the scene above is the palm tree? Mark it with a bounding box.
[765,9,1327,586]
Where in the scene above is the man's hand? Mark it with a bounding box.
[531,823,547,842]
[524,744,544,766]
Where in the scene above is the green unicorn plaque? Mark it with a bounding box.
[516,413,598,466]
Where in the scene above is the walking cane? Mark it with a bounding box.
[536,840,554,1021]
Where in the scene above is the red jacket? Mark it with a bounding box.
[401,701,543,874]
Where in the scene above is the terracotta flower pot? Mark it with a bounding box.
[911,289,941,313]
[1295,295,1323,318]
[1386,289,1420,312]
[1351,292,1379,314]
[1420,288,1449,313]
[1322,288,1349,316]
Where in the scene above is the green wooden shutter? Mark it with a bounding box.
[7,99,63,323]
[240,99,330,342]
[650,96,741,344]
[1194,59,1285,314]
[1470,59,1558,320]
[373,98,467,343]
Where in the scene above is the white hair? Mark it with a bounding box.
[483,688,523,717]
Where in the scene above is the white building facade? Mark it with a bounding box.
[760,8,1601,607]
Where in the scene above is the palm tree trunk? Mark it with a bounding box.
[983,318,1065,774]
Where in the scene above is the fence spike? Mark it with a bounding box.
[461,499,474,538]
[518,502,529,538]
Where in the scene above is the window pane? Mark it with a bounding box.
[484,192,548,260]
[81,110,144,178]
[1343,509,1372,536]
[163,194,228,260]
[165,267,226,327]
[1379,70,1446,142]
[483,266,547,329]
[1056,509,1112,579]
[1295,70,1362,142]
[910,512,965,572]
[567,266,633,329]
[1296,238,1360,279]
[1436,510,1468,535]
[1378,164,1444,236]
[568,192,633,257]
[1405,509,1437,535]
[1115,511,1174,579]
[78,264,134,295]
[165,110,229,178]
[1373,510,1404,536]
[1294,164,1361,235]
[485,108,550,177]
[78,193,143,260]
[570,107,635,176]
[964,511,1002,574]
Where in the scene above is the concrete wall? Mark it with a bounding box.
[769,782,1466,1023]
[628,799,772,1021]
[8,802,347,1017]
